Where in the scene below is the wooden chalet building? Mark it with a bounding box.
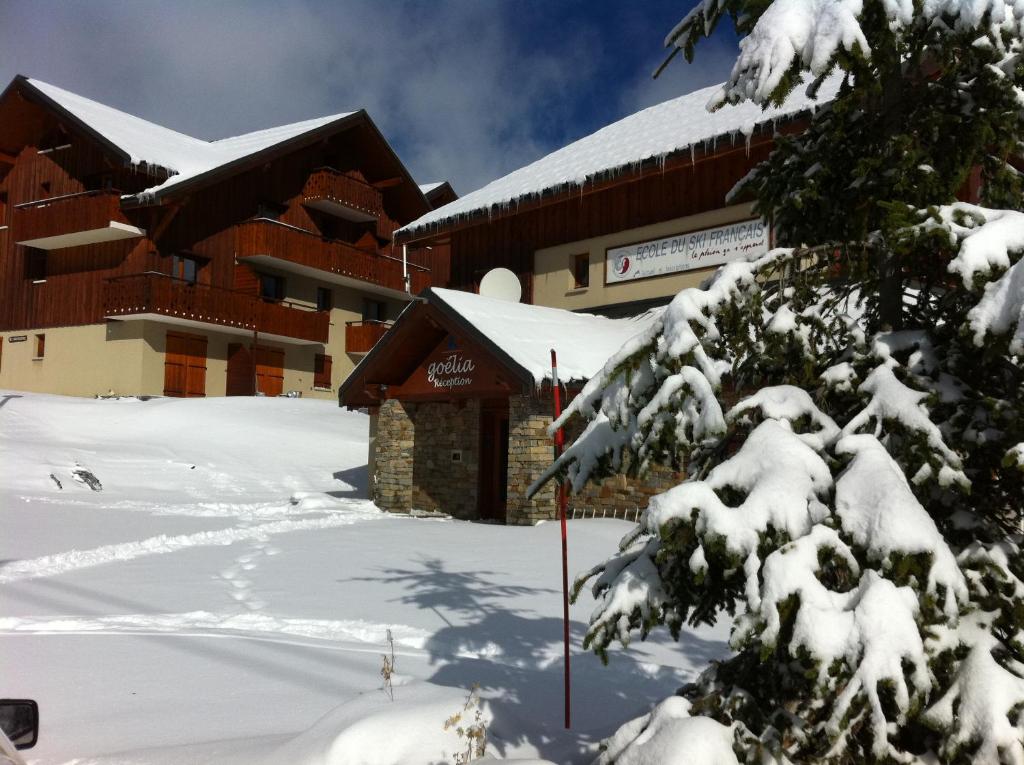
[0,75,451,398]
[341,79,845,522]
[393,80,843,317]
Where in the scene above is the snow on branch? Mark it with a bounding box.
[923,203,1024,352]
[835,434,968,617]
[667,0,1024,108]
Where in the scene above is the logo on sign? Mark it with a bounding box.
[426,351,476,389]
[614,253,631,276]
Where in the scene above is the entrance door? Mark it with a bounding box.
[226,343,254,396]
[478,399,510,522]
[254,346,284,397]
[164,331,207,397]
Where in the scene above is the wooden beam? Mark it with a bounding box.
[149,198,187,242]
[371,176,403,189]
[0,150,15,164]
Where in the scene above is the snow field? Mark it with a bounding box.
[0,392,726,764]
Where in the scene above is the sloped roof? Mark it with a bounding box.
[398,77,839,238]
[430,288,658,383]
[22,77,353,201]
[339,287,660,409]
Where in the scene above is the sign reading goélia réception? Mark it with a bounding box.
[605,219,770,283]
[426,349,476,390]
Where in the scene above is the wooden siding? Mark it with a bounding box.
[234,219,434,295]
[104,272,329,344]
[345,320,391,354]
[440,140,776,298]
[13,188,131,243]
[303,168,384,219]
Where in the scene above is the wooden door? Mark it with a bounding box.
[164,332,207,398]
[226,343,255,396]
[254,346,284,397]
[477,399,510,522]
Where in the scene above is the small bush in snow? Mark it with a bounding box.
[534,1,1024,762]
[443,684,487,764]
[381,628,396,701]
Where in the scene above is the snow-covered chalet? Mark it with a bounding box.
[0,75,451,398]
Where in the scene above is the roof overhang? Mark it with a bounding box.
[338,288,535,409]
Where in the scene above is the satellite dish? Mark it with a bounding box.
[478,268,522,303]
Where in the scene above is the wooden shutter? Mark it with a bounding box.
[254,346,284,397]
[164,332,207,398]
[314,353,332,388]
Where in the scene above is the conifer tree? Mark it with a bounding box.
[534,2,1024,762]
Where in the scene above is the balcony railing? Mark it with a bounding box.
[14,189,145,250]
[103,272,329,344]
[302,168,383,222]
[345,320,392,354]
[235,219,433,295]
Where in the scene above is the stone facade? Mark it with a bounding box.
[372,398,414,514]
[411,400,480,519]
[371,390,683,525]
[506,393,558,525]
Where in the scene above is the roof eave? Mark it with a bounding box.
[394,111,805,244]
[11,75,133,167]
[122,111,369,208]
[337,287,536,407]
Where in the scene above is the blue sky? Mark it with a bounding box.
[0,1,739,193]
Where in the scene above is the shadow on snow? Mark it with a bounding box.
[348,556,728,761]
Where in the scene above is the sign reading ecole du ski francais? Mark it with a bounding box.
[605,219,770,284]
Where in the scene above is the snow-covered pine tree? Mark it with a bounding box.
[532,2,1024,763]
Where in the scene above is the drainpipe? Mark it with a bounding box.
[402,244,410,295]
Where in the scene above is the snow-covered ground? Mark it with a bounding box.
[0,391,727,764]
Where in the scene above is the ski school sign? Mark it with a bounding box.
[605,219,770,284]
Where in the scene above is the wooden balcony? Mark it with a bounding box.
[235,219,433,298]
[302,168,383,223]
[345,320,392,354]
[15,189,146,250]
[103,272,329,345]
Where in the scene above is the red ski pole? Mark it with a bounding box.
[550,349,571,729]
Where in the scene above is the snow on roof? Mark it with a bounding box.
[27,78,352,200]
[430,287,660,383]
[399,77,839,237]
[418,182,446,195]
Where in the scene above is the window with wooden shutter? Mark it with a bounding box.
[314,353,332,389]
[35,334,45,359]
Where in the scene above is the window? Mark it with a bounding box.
[362,298,386,322]
[572,253,590,289]
[256,201,287,220]
[171,254,201,284]
[25,248,46,281]
[35,334,45,359]
[259,274,285,302]
[314,353,333,389]
[316,287,333,312]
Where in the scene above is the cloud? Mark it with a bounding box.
[0,0,608,193]
[0,2,744,195]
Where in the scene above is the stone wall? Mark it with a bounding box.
[372,398,414,514]
[370,390,683,525]
[507,393,558,525]
[411,400,480,519]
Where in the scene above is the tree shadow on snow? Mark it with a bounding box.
[327,466,368,498]
[349,557,728,761]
